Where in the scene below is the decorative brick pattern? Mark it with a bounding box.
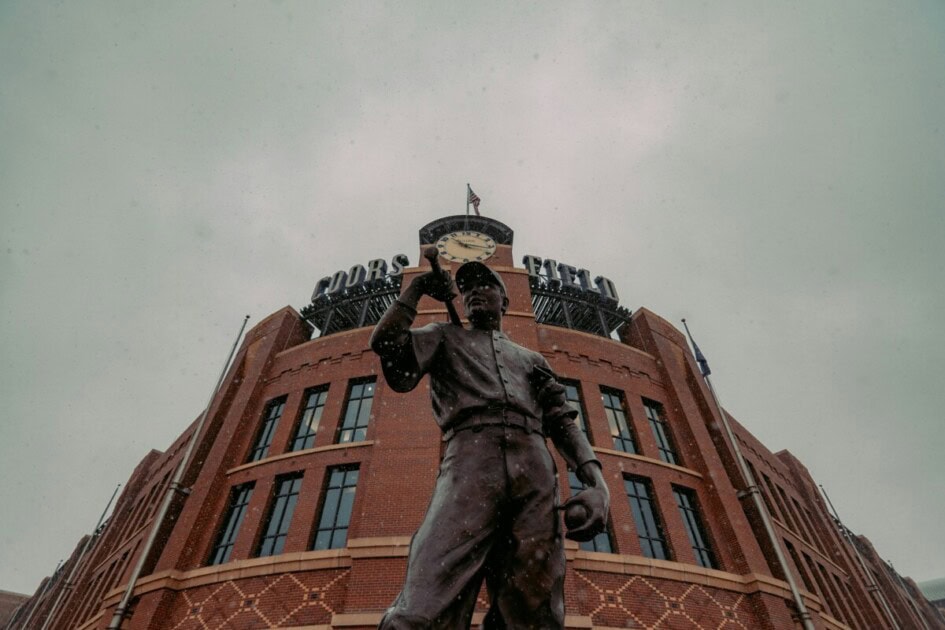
[165,570,348,629]
[574,571,753,629]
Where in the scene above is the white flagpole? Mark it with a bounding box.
[681,319,816,630]
[107,315,251,630]
[39,484,122,630]
[17,560,63,630]
[887,560,931,629]
[465,183,471,230]
[819,484,901,629]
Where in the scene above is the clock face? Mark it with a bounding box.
[435,231,497,263]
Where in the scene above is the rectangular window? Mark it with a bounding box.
[568,472,613,553]
[761,472,787,523]
[775,483,802,535]
[290,386,329,451]
[601,387,636,453]
[562,380,591,441]
[805,553,837,619]
[804,507,827,553]
[336,379,375,444]
[817,562,852,625]
[208,483,254,565]
[248,397,286,462]
[257,474,302,557]
[790,497,812,544]
[644,399,680,465]
[784,539,816,593]
[672,486,716,569]
[313,466,360,550]
[624,476,669,560]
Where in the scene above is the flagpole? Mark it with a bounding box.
[107,314,250,630]
[17,559,63,630]
[819,484,901,629]
[465,183,471,231]
[887,559,931,629]
[39,483,122,630]
[681,319,816,630]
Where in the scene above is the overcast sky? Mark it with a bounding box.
[2,1,943,595]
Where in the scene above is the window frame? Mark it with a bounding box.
[208,482,255,565]
[600,387,637,454]
[624,475,670,560]
[643,398,681,465]
[289,385,330,451]
[256,473,303,557]
[247,396,287,462]
[335,378,376,444]
[672,485,717,569]
[312,466,360,550]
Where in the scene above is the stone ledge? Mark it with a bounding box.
[226,441,374,475]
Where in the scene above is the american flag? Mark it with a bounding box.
[467,186,481,216]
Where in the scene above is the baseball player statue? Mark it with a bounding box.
[370,251,610,629]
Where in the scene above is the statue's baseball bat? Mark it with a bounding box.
[422,246,463,327]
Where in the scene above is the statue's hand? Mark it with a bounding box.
[409,270,456,303]
[562,463,610,542]
[562,486,609,542]
[536,377,567,410]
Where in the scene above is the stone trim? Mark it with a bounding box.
[592,447,704,479]
[226,441,374,475]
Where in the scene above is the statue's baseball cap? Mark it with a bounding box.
[455,261,507,296]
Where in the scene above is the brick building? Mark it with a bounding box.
[8,215,943,630]
[0,592,28,629]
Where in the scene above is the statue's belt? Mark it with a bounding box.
[442,409,543,442]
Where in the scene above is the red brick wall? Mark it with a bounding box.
[17,235,944,630]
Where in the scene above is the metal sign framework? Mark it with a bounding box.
[301,276,403,337]
[301,270,631,339]
[528,274,632,338]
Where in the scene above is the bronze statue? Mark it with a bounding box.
[370,253,610,629]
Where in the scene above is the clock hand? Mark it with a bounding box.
[457,241,491,250]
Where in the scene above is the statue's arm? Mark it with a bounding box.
[370,282,424,392]
[537,362,610,542]
[549,414,610,541]
[370,273,448,392]
[535,361,598,472]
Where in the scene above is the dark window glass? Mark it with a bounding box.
[313,467,360,550]
[208,483,254,565]
[774,482,801,535]
[784,539,816,593]
[248,397,286,462]
[336,379,375,444]
[804,507,827,554]
[562,380,591,442]
[761,472,788,523]
[790,497,812,544]
[837,574,869,629]
[257,474,302,557]
[644,399,680,465]
[817,562,851,625]
[601,387,636,453]
[805,553,837,619]
[672,486,716,569]
[624,476,669,560]
[568,472,613,553]
[290,386,329,451]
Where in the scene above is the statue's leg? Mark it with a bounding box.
[381,428,510,629]
[484,431,566,630]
